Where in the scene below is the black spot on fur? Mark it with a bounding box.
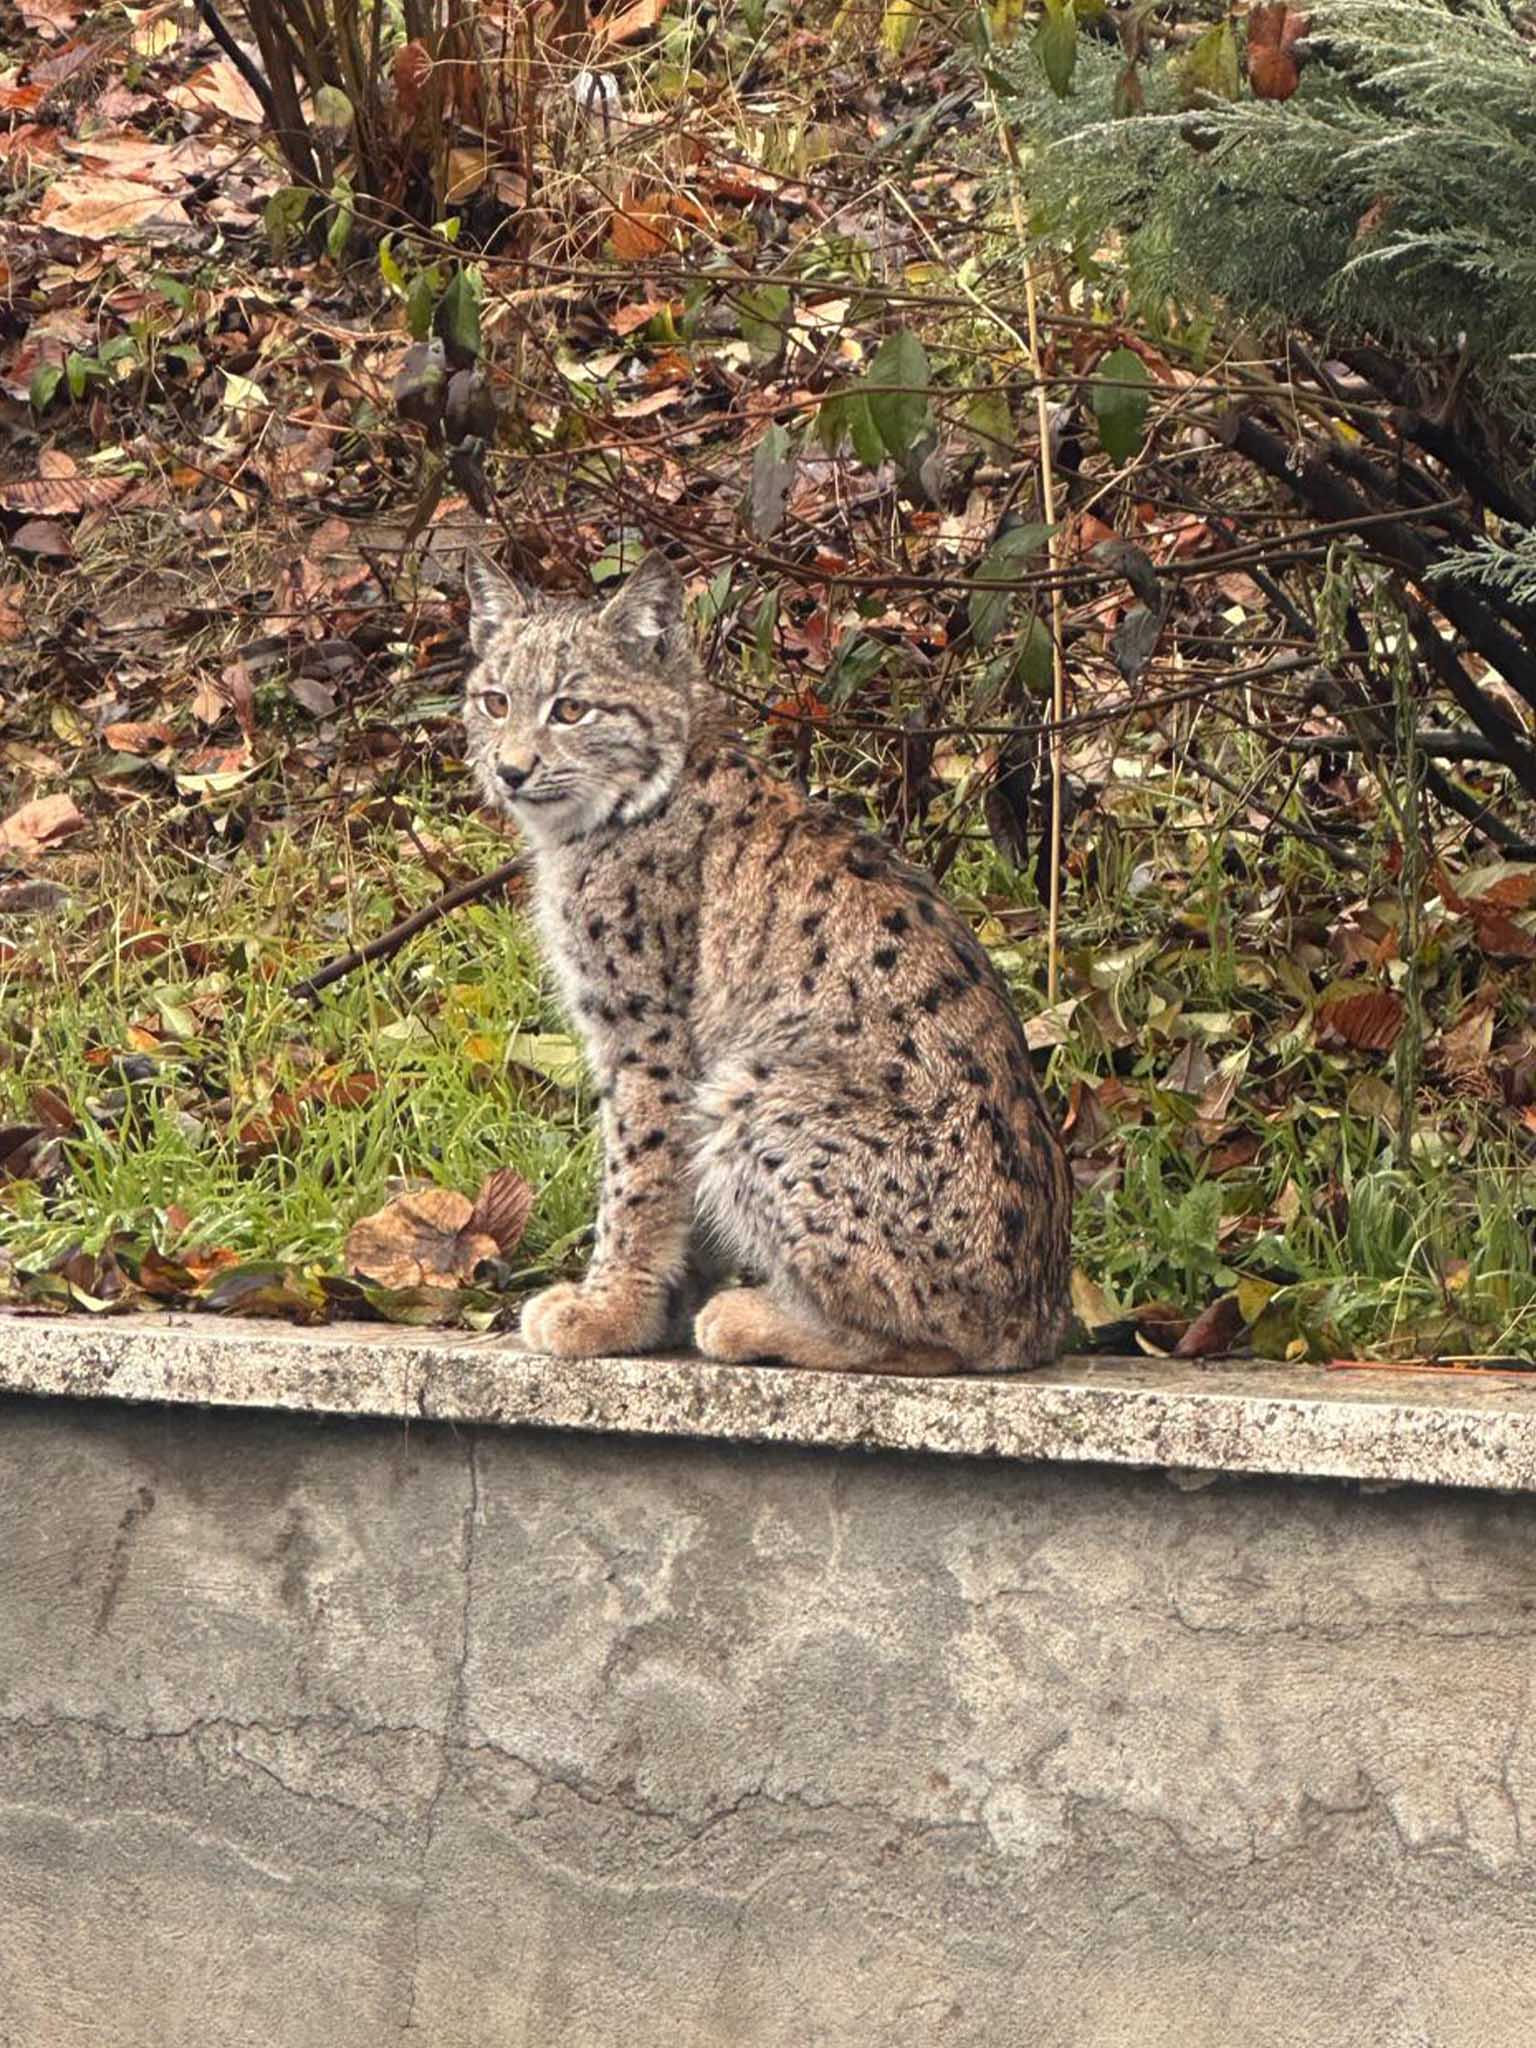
[881,909,909,935]
[872,946,898,972]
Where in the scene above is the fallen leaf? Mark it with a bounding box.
[10,519,73,558]
[465,1166,535,1257]
[1174,1293,1247,1358]
[505,1031,586,1088]
[0,793,85,856]
[38,175,193,241]
[596,0,668,42]
[103,721,175,754]
[609,190,674,262]
[0,475,132,518]
[165,55,266,124]
[1317,987,1404,1052]
[345,1185,501,1291]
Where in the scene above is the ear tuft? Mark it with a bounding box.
[600,551,686,662]
[465,552,530,655]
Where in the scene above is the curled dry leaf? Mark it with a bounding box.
[465,1166,535,1256]
[1174,1292,1247,1359]
[0,792,86,857]
[346,1167,532,1291]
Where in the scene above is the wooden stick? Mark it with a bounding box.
[291,854,527,1003]
[995,116,1069,1003]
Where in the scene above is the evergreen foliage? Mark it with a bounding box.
[1000,1,1536,438]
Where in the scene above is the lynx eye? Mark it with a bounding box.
[479,690,511,720]
[548,697,592,726]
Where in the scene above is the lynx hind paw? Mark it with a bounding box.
[519,1280,662,1359]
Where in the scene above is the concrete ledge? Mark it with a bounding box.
[2,1311,1535,1492]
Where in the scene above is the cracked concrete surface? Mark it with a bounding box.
[6,1396,1536,2044]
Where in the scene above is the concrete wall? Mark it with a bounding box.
[4,1394,1536,2047]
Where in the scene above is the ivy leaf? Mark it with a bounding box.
[1091,346,1151,462]
[1036,0,1078,99]
[864,329,931,458]
[969,522,1053,650]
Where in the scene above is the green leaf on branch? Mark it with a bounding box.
[864,329,931,458]
[1036,0,1078,98]
[435,264,484,368]
[817,389,887,468]
[326,178,354,263]
[736,284,792,364]
[969,522,1053,649]
[1091,346,1151,462]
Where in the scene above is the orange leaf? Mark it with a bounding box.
[1471,909,1536,962]
[609,190,673,261]
[103,721,175,754]
[1249,45,1300,98]
[594,0,669,44]
[1317,988,1404,1052]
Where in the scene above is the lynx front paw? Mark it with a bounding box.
[519,1280,662,1359]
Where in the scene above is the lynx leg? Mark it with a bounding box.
[694,1287,962,1377]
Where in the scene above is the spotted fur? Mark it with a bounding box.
[462,551,1072,1374]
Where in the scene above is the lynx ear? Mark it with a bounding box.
[464,551,531,654]
[600,551,686,663]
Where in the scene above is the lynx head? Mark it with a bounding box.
[461,551,700,844]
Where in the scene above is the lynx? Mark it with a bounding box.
[462,550,1072,1375]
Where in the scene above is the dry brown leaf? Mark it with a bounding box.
[1438,1004,1496,1073]
[466,1166,535,1256]
[595,0,669,45]
[345,1186,499,1291]
[10,519,73,558]
[103,721,175,754]
[609,191,674,261]
[1317,988,1404,1052]
[165,55,266,124]
[0,793,86,857]
[1471,909,1536,962]
[37,175,192,241]
[1174,1293,1247,1359]
[0,474,131,517]
[19,0,82,37]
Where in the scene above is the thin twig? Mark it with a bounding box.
[292,854,527,1002]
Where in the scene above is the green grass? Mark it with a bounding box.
[0,795,597,1300]
[3,750,1534,1357]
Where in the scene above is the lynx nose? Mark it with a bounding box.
[499,756,536,793]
